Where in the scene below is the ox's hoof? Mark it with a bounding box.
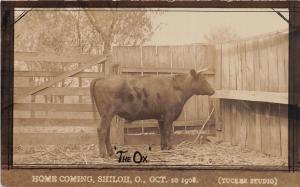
[161,145,172,150]
[99,152,109,158]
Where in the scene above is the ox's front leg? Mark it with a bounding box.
[158,120,166,150]
[97,114,113,158]
[159,118,173,150]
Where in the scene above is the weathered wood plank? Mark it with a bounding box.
[15,51,104,64]
[15,87,90,96]
[230,101,238,146]
[254,103,262,152]
[268,36,279,92]
[14,118,98,126]
[245,40,255,90]
[14,71,105,78]
[142,46,156,68]
[276,34,289,92]
[258,37,270,91]
[214,45,222,133]
[261,103,271,155]
[221,44,230,90]
[157,46,172,69]
[279,104,288,158]
[14,103,94,112]
[269,104,281,157]
[237,102,246,147]
[253,40,261,91]
[223,100,231,142]
[120,67,215,75]
[246,102,256,150]
[212,90,288,104]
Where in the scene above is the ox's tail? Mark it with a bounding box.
[90,78,100,122]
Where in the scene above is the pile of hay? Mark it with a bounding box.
[14,140,287,166]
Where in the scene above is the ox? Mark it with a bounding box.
[90,69,215,157]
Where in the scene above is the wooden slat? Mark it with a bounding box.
[258,37,270,91]
[14,118,99,126]
[120,67,214,75]
[230,101,238,146]
[254,103,262,152]
[221,44,230,90]
[14,103,94,112]
[13,110,99,119]
[279,104,288,158]
[223,100,231,142]
[245,40,255,90]
[15,51,104,64]
[14,55,107,102]
[156,46,172,69]
[277,34,288,92]
[124,120,214,129]
[14,71,105,78]
[268,36,279,92]
[141,46,156,68]
[246,102,256,150]
[15,87,90,96]
[261,104,271,155]
[212,90,288,104]
[237,102,246,147]
[269,104,281,156]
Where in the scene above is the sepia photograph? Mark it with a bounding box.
[12,8,289,167]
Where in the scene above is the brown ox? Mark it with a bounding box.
[90,69,215,157]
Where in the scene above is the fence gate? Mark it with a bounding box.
[13,52,126,146]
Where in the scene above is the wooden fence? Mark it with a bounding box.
[213,31,288,158]
[13,32,289,159]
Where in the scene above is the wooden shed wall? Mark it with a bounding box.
[216,32,288,158]
[112,45,216,133]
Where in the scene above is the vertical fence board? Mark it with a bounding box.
[258,38,270,92]
[221,44,230,90]
[279,104,288,158]
[269,104,282,156]
[223,100,231,142]
[261,103,271,155]
[142,46,157,68]
[157,46,172,69]
[254,103,262,151]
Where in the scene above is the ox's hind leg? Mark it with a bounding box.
[97,114,113,158]
[105,121,115,157]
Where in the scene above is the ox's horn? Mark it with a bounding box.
[197,68,208,73]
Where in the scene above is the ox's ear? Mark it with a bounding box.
[190,69,197,79]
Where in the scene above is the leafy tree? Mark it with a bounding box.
[84,9,157,54]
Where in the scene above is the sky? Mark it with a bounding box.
[146,8,289,45]
[14,8,289,46]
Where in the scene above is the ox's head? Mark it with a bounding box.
[189,69,215,96]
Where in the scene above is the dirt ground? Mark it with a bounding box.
[13,140,287,167]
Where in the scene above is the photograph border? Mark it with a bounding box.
[1,0,299,171]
